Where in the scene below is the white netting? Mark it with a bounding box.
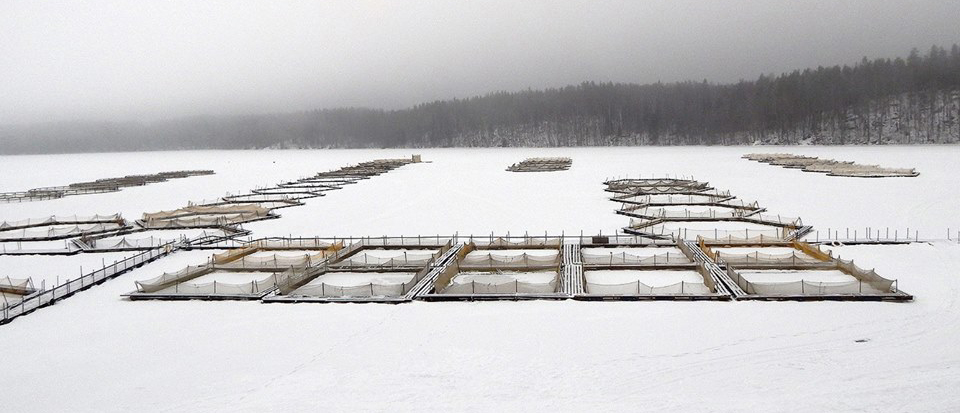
[142,204,270,221]
[826,164,918,177]
[252,187,322,195]
[466,237,563,248]
[441,277,558,294]
[335,252,438,267]
[749,214,802,227]
[713,251,824,265]
[740,280,887,295]
[644,226,789,241]
[250,239,338,249]
[581,251,691,265]
[135,265,210,293]
[630,208,747,219]
[727,262,896,295]
[0,276,35,292]
[224,193,313,201]
[216,253,328,269]
[460,253,561,268]
[613,191,731,204]
[628,217,662,229]
[291,281,409,297]
[157,276,280,295]
[0,214,121,230]
[0,222,123,240]
[142,212,267,228]
[837,258,896,292]
[357,237,452,247]
[96,236,172,249]
[585,281,711,295]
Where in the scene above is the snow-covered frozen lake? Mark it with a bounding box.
[1,146,960,412]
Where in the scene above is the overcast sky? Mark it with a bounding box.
[1,0,958,124]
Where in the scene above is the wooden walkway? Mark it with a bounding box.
[2,243,178,325]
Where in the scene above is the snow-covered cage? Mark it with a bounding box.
[0,239,80,254]
[724,260,900,296]
[463,235,563,249]
[247,238,342,250]
[573,240,726,298]
[140,204,275,229]
[0,222,126,241]
[207,239,344,269]
[428,242,564,296]
[604,177,709,193]
[250,187,325,196]
[191,195,304,210]
[0,214,123,231]
[1,171,213,203]
[622,206,755,220]
[266,237,451,299]
[699,240,832,267]
[825,164,919,177]
[743,152,919,178]
[222,192,315,202]
[629,219,799,241]
[331,248,446,269]
[134,265,211,293]
[714,241,910,299]
[132,263,295,298]
[580,243,693,266]
[142,204,271,221]
[581,263,717,296]
[282,264,436,298]
[506,157,572,172]
[216,251,332,269]
[80,228,233,251]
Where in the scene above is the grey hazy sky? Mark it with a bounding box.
[1,0,958,124]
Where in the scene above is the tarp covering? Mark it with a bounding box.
[142,204,270,221]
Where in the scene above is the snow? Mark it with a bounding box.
[737,269,857,283]
[1,147,960,412]
[584,269,704,286]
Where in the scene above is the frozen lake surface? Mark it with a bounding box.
[1,146,960,412]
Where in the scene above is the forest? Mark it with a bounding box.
[2,45,958,154]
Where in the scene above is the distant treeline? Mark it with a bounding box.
[2,45,959,154]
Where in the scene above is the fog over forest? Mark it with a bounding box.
[1,1,959,152]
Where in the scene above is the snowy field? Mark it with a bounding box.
[1,146,960,412]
